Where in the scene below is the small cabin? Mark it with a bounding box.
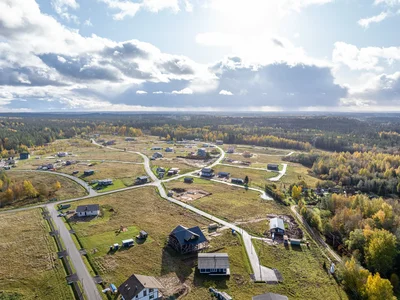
[269,217,285,236]
[76,204,100,217]
[84,170,95,176]
[97,179,113,186]
[122,239,134,248]
[201,167,214,178]
[218,172,230,178]
[184,177,194,183]
[19,153,30,160]
[231,178,244,185]
[197,148,207,157]
[165,147,174,152]
[198,253,230,275]
[136,176,149,184]
[137,230,148,240]
[267,164,279,171]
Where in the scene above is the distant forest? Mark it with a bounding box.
[2,113,400,156]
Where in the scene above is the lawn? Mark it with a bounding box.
[65,187,286,299]
[1,171,87,209]
[213,165,276,189]
[165,178,291,222]
[254,241,348,300]
[0,209,73,300]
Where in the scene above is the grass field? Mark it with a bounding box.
[58,162,147,191]
[1,171,87,209]
[65,187,295,299]
[254,241,348,299]
[151,159,198,178]
[0,209,73,300]
[165,178,290,222]
[213,165,276,189]
[280,164,320,188]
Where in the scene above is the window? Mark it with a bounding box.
[150,296,154,299]
[149,289,154,293]
[143,290,147,297]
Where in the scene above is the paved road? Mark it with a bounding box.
[219,163,268,171]
[269,163,288,182]
[290,205,342,263]
[47,204,102,300]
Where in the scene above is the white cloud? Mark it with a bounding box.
[51,0,80,24]
[374,0,400,6]
[84,19,93,26]
[333,42,400,71]
[219,89,233,95]
[358,11,388,28]
[99,0,183,20]
[136,90,147,94]
[183,0,193,12]
[153,91,163,94]
[171,88,193,94]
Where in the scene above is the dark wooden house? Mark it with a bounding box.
[168,225,208,254]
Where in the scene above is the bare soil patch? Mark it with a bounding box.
[171,188,211,202]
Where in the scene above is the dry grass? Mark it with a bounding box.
[165,178,290,222]
[213,165,276,189]
[280,163,320,188]
[60,162,146,184]
[254,241,348,300]
[0,209,73,299]
[1,171,87,209]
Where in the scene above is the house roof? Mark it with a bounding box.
[170,225,207,246]
[218,172,230,176]
[198,253,230,269]
[202,167,212,172]
[118,274,164,300]
[137,176,148,180]
[269,217,285,231]
[76,204,99,213]
[268,164,279,168]
[252,293,288,300]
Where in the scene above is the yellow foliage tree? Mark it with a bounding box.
[23,180,38,198]
[365,273,395,300]
[5,188,13,202]
[54,181,61,190]
[0,179,3,191]
[291,185,302,201]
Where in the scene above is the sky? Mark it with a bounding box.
[1,0,400,112]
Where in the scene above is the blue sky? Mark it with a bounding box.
[1,0,400,112]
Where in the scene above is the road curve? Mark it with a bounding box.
[269,163,288,182]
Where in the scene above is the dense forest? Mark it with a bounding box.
[2,113,400,157]
[286,151,400,196]
[299,193,400,299]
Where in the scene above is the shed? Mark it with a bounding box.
[184,177,194,183]
[137,230,148,239]
[231,178,244,185]
[267,164,279,171]
[290,238,302,246]
[122,239,134,247]
[269,217,285,235]
[218,172,230,178]
[19,152,30,160]
[136,176,149,184]
[198,253,230,275]
[84,170,95,176]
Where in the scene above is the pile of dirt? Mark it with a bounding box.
[172,189,211,202]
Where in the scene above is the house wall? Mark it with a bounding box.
[199,268,227,274]
[123,288,159,300]
[76,210,99,217]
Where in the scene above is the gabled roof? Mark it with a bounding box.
[198,253,230,269]
[76,204,99,213]
[252,293,288,300]
[269,217,285,231]
[118,274,164,300]
[170,225,207,246]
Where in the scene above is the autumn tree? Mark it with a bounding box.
[365,273,395,300]
[341,256,369,298]
[364,229,397,276]
[53,181,61,190]
[291,185,302,201]
[23,180,39,198]
[0,179,3,191]
[5,188,13,202]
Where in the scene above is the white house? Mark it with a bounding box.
[118,274,164,300]
[57,152,68,157]
[198,253,230,275]
[75,204,100,217]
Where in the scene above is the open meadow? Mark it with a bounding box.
[0,209,73,300]
[165,178,291,222]
[254,241,348,300]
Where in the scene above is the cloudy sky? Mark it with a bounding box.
[1,0,400,112]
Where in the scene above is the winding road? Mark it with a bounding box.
[1,141,320,299]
